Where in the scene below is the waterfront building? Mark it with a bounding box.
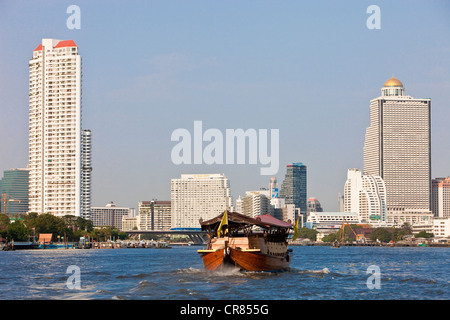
[432,218,450,239]
[28,39,91,218]
[363,77,431,215]
[279,162,307,216]
[306,211,360,229]
[171,174,232,229]
[385,209,433,226]
[138,200,171,231]
[411,217,450,239]
[432,177,450,218]
[0,168,29,215]
[91,202,133,230]
[344,168,387,223]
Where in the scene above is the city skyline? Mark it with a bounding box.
[1,1,450,212]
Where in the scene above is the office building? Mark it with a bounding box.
[138,200,171,231]
[279,162,307,215]
[28,39,91,218]
[432,177,450,218]
[91,202,133,230]
[0,168,29,215]
[171,174,232,229]
[363,77,431,215]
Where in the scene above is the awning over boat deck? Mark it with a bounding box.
[38,233,52,243]
[256,214,293,228]
[199,211,293,231]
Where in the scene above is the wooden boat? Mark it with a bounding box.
[332,240,340,248]
[197,211,294,272]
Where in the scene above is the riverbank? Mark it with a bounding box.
[4,239,448,251]
[289,241,449,247]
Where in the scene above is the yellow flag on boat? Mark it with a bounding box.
[217,210,228,237]
[292,217,300,241]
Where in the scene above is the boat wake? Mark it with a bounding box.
[174,267,244,277]
[291,267,333,275]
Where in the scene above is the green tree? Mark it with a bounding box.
[32,214,66,240]
[297,227,318,241]
[392,228,408,242]
[401,222,413,234]
[7,221,30,241]
[416,231,434,239]
[118,232,128,240]
[322,232,339,243]
[91,226,120,241]
[76,217,94,232]
[0,214,10,227]
[370,228,392,243]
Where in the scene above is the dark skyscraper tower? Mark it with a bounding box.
[279,163,307,215]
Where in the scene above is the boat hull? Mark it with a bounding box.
[198,247,290,272]
[198,248,232,271]
[229,247,290,272]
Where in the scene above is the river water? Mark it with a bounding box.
[0,246,448,301]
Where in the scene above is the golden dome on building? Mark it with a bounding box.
[383,76,403,87]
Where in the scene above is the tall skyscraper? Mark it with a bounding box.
[344,168,387,223]
[363,77,431,214]
[0,168,29,215]
[432,177,450,218]
[171,174,232,229]
[279,162,307,215]
[28,39,91,218]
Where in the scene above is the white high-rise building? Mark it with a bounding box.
[171,174,232,229]
[138,200,172,231]
[80,129,92,219]
[363,77,431,214]
[241,189,272,218]
[344,169,387,223]
[28,39,91,218]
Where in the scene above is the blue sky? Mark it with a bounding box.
[1,0,449,211]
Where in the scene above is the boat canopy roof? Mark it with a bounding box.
[200,211,293,231]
